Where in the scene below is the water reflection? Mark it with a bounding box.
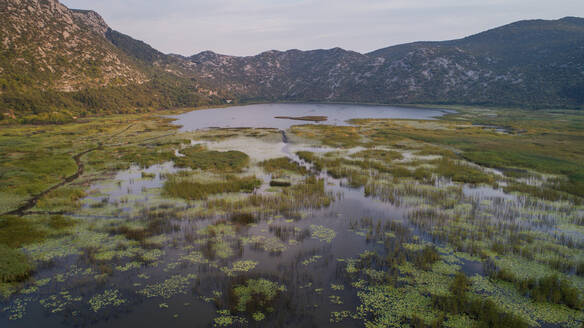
[169,103,451,131]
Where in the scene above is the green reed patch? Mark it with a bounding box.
[436,158,495,185]
[259,157,307,175]
[432,272,529,328]
[164,175,261,200]
[350,149,403,162]
[0,245,33,283]
[503,182,580,204]
[231,278,286,314]
[119,145,176,169]
[35,186,87,212]
[175,144,249,172]
[0,215,46,248]
[47,215,77,230]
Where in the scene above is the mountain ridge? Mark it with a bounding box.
[1,0,583,122]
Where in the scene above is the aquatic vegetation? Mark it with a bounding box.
[355,285,436,327]
[47,215,77,230]
[301,255,322,266]
[220,260,258,277]
[115,261,142,272]
[330,310,352,323]
[213,310,247,327]
[432,273,529,328]
[252,311,265,321]
[139,274,197,299]
[0,215,46,248]
[164,175,261,200]
[179,251,208,264]
[259,157,307,175]
[40,291,82,314]
[291,124,363,148]
[175,144,249,172]
[350,149,403,162]
[310,225,336,243]
[141,249,165,262]
[141,171,156,179]
[35,187,87,212]
[119,146,176,169]
[231,278,286,313]
[0,245,33,283]
[329,295,343,305]
[1,108,584,326]
[242,235,287,253]
[2,297,31,320]
[88,289,126,313]
[435,158,495,185]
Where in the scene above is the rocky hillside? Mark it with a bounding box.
[1,0,582,120]
[0,0,223,121]
[0,0,147,92]
[182,17,584,108]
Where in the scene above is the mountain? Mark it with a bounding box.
[0,0,145,92]
[0,0,224,122]
[181,17,584,108]
[1,0,583,122]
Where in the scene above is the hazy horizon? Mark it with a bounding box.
[61,0,584,56]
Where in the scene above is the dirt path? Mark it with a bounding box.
[2,124,141,217]
[2,123,179,217]
[3,146,100,216]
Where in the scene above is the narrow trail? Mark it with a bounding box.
[3,147,100,216]
[2,124,143,217]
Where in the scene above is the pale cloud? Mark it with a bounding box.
[61,0,584,56]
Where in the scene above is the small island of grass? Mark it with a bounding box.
[274,115,327,122]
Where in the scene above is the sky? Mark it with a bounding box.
[61,0,584,56]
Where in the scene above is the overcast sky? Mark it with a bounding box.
[61,0,584,56]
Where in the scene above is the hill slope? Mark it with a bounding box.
[1,0,583,121]
[182,17,584,108]
[0,0,223,122]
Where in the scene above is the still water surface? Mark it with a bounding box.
[170,103,450,130]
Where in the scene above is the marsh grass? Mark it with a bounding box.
[435,158,495,185]
[350,149,403,162]
[432,273,530,328]
[35,186,87,212]
[0,215,46,248]
[204,176,333,217]
[47,215,77,230]
[0,245,33,283]
[229,278,286,314]
[164,175,261,200]
[259,157,307,175]
[291,125,363,148]
[119,146,175,168]
[175,144,249,172]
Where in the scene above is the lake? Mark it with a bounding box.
[169,103,451,130]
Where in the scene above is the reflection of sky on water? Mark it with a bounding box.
[169,103,451,131]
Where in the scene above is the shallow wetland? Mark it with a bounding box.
[1,103,583,327]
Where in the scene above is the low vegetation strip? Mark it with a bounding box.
[274,116,327,122]
[175,144,249,172]
[163,175,261,200]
